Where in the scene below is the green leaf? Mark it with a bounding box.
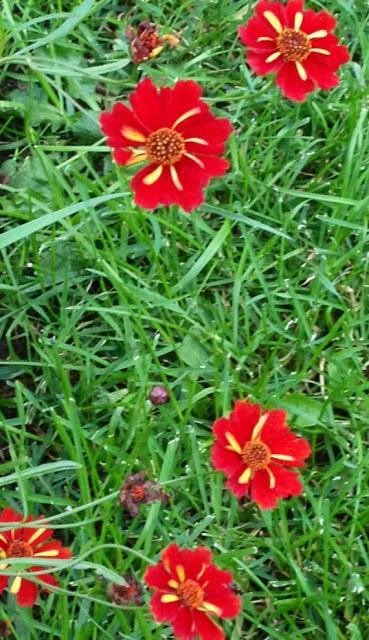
[0,18,6,59]
[0,193,126,250]
[13,0,96,56]
[177,335,211,369]
[279,393,326,427]
[173,219,231,291]
[0,461,81,487]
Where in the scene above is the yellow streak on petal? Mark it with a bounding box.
[161,594,179,603]
[121,127,147,143]
[126,152,148,166]
[176,565,186,582]
[148,46,164,59]
[163,558,170,573]
[27,528,46,545]
[34,549,60,557]
[296,61,308,81]
[0,534,6,543]
[170,165,183,191]
[310,48,331,55]
[202,601,223,616]
[271,454,295,461]
[308,30,328,39]
[238,467,251,485]
[263,11,283,33]
[184,152,205,169]
[143,165,163,186]
[10,576,22,595]
[266,467,276,489]
[251,413,269,441]
[168,579,179,589]
[185,137,209,145]
[197,563,206,580]
[172,107,201,130]
[257,36,274,42]
[0,548,6,558]
[266,51,281,63]
[294,12,304,31]
[225,432,242,454]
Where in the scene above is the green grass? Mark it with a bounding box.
[0,0,369,638]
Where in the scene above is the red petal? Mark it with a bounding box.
[285,0,305,28]
[0,508,23,542]
[246,50,284,76]
[129,78,163,132]
[193,611,225,640]
[230,400,262,447]
[271,464,304,498]
[238,17,277,51]
[99,103,147,148]
[199,564,233,589]
[132,154,219,213]
[0,575,8,594]
[202,586,241,619]
[16,579,38,607]
[304,9,337,34]
[226,470,250,499]
[255,1,287,34]
[306,44,349,76]
[144,563,172,591]
[250,469,278,509]
[150,590,181,623]
[211,442,243,476]
[184,115,233,155]
[33,541,72,559]
[113,148,135,166]
[162,545,212,582]
[165,80,205,131]
[267,433,311,467]
[29,567,59,589]
[251,465,304,509]
[275,61,315,101]
[172,608,197,640]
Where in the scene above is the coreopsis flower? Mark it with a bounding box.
[119,471,169,517]
[239,0,350,102]
[126,21,180,64]
[211,400,311,509]
[99,78,233,211]
[0,507,72,607]
[145,544,241,640]
[107,574,143,606]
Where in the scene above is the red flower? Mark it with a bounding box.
[99,78,233,212]
[0,508,72,607]
[211,400,311,509]
[239,0,350,102]
[144,544,241,640]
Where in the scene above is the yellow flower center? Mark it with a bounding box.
[277,29,312,62]
[146,127,185,165]
[177,579,204,609]
[242,441,271,471]
[7,541,34,557]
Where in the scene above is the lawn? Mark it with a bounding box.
[0,0,369,638]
